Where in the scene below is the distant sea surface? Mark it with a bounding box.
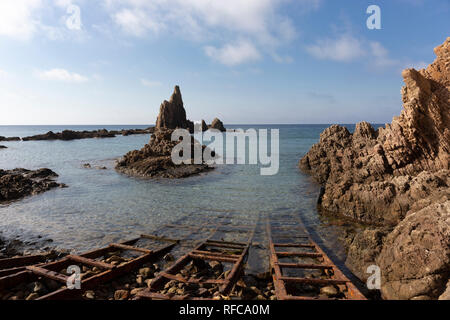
[0,124,381,264]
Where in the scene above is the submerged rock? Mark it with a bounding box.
[299,37,450,299]
[0,168,65,203]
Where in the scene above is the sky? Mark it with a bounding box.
[0,0,448,125]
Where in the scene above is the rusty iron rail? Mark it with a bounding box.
[137,220,258,300]
[0,234,177,300]
[0,252,56,278]
[267,217,366,300]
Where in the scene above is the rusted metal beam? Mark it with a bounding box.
[66,255,115,270]
[275,251,323,258]
[26,266,69,283]
[276,262,333,269]
[280,277,349,285]
[266,217,366,301]
[109,243,152,254]
[188,253,238,263]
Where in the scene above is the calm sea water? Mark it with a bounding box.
[0,124,366,266]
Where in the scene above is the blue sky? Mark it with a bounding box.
[0,0,448,125]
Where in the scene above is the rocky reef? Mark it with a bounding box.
[155,85,226,133]
[0,136,20,142]
[299,38,449,299]
[116,128,213,178]
[116,86,217,178]
[0,168,66,203]
[21,128,154,142]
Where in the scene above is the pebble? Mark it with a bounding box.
[136,276,144,285]
[26,293,39,300]
[320,285,338,297]
[130,288,143,296]
[84,291,95,299]
[163,253,174,262]
[139,267,153,279]
[114,290,129,300]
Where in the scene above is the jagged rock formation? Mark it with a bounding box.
[210,118,226,132]
[155,86,225,133]
[116,128,213,178]
[299,38,450,300]
[0,168,66,203]
[155,86,194,132]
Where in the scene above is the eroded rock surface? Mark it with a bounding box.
[210,118,226,132]
[155,86,193,132]
[116,128,213,178]
[299,38,450,299]
[0,168,65,203]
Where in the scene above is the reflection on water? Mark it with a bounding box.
[0,125,356,266]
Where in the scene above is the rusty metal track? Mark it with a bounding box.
[267,216,366,300]
[0,252,56,278]
[0,234,177,300]
[136,221,258,300]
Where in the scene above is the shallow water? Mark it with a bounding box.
[0,124,364,267]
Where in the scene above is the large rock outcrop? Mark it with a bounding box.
[0,168,66,203]
[115,128,213,178]
[299,38,450,299]
[155,86,225,133]
[155,86,194,131]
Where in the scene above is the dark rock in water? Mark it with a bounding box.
[299,38,450,300]
[0,168,65,203]
[210,118,226,132]
[155,86,192,130]
[22,129,116,141]
[0,145,6,149]
[0,136,20,142]
[115,128,213,179]
[21,128,154,141]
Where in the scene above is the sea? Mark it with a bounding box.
[0,124,372,274]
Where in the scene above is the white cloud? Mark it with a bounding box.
[0,0,42,40]
[0,0,85,41]
[104,0,319,64]
[0,69,8,79]
[37,68,89,83]
[306,35,366,62]
[141,79,162,87]
[306,34,404,72]
[370,42,397,68]
[204,40,261,66]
